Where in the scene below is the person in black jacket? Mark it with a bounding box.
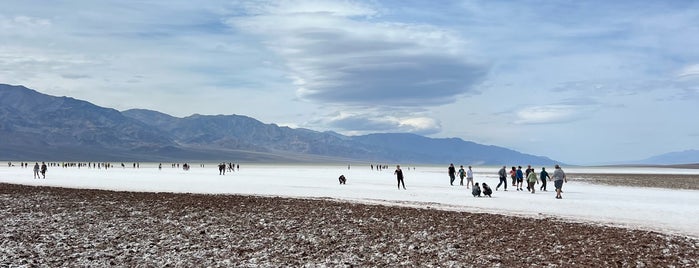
[482,183,493,197]
[395,165,406,190]
[472,182,481,197]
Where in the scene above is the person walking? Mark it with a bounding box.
[466,166,474,189]
[40,162,47,179]
[526,168,538,193]
[448,163,456,186]
[516,166,524,191]
[539,167,551,191]
[395,165,406,190]
[33,162,40,179]
[510,166,517,187]
[458,165,466,186]
[552,165,567,199]
[496,166,507,191]
[525,165,533,191]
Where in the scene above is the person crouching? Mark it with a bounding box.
[472,182,482,197]
[482,183,493,197]
[338,175,347,184]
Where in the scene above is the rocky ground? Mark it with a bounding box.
[1,183,697,267]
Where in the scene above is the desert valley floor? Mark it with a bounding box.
[1,164,697,266]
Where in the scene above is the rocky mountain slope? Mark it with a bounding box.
[1,83,557,164]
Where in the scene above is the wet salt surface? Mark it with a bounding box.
[1,164,697,238]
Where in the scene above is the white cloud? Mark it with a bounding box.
[315,110,441,135]
[515,105,581,125]
[678,64,699,78]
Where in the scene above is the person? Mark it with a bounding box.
[218,163,226,175]
[510,166,517,187]
[552,165,567,199]
[394,165,406,190]
[482,182,493,197]
[516,166,524,191]
[33,162,40,179]
[526,169,538,193]
[458,165,466,186]
[472,182,481,197]
[466,166,474,189]
[496,166,507,191]
[539,167,551,191]
[40,162,47,179]
[448,163,456,186]
[338,175,347,184]
[525,165,533,191]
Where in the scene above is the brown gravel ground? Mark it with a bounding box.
[569,173,699,190]
[1,183,697,267]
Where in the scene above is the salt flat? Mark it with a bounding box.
[1,164,697,238]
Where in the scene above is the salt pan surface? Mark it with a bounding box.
[1,164,697,237]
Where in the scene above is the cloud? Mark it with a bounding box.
[678,64,699,78]
[227,0,487,107]
[515,105,587,125]
[313,110,441,135]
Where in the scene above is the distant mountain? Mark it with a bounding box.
[635,150,699,165]
[1,83,558,164]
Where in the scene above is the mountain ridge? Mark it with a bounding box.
[1,83,558,164]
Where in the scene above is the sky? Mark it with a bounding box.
[1,0,698,165]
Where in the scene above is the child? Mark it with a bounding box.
[482,183,493,197]
[472,182,482,197]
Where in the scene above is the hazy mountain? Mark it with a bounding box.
[2,83,558,164]
[635,150,699,165]
[0,84,181,160]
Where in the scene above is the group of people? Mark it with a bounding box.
[391,163,568,199]
[497,164,567,199]
[217,162,239,175]
[32,162,47,179]
[448,163,475,188]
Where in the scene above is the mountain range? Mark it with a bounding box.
[2,83,558,164]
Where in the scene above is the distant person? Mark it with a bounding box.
[159,163,162,170]
[33,162,40,179]
[482,183,493,197]
[40,162,47,179]
[510,166,517,187]
[394,165,406,190]
[466,166,474,189]
[218,163,226,175]
[448,163,456,186]
[552,165,567,199]
[526,169,538,193]
[338,175,347,184]
[496,166,507,191]
[525,165,533,191]
[472,182,481,197]
[458,165,466,186]
[539,167,551,191]
[516,166,524,191]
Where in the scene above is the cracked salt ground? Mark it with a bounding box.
[1,184,697,267]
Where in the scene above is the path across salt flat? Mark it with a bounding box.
[1,164,697,237]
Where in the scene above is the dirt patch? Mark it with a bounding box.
[569,173,699,190]
[1,183,697,267]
